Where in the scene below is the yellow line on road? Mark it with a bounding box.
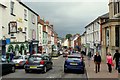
[52,57,58,59]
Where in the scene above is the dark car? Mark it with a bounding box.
[24,54,53,73]
[0,56,16,75]
[64,54,85,74]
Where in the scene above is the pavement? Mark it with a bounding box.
[84,56,119,79]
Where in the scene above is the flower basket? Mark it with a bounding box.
[18,27,22,31]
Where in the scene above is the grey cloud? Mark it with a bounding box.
[23,2,108,37]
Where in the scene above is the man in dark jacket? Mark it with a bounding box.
[113,50,120,70]
[94,52,101,73]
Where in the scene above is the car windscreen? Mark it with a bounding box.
[28,55,42,61]
[13,56,23,59]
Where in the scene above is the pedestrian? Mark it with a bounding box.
[113,50,120,70]
[106,53,113,73]
[94,52,101,73]
[10,51,15,61]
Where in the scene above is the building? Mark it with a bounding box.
[38,16,44,53]
[71,34,81,51]
[85,13,109,56]
[101,0,120,60]
[0,1,7,56]
[0,0,39,56]
[81,31,87,52]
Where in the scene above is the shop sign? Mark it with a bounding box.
[17,18,23,23]
[6,38,10,44]
[9,21,17,33]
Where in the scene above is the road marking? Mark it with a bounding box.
[52,57,58,60]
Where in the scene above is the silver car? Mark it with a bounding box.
[12,55,29,68]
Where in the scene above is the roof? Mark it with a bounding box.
[71,34,80,41]
[85,13,109,28]
[99,13,109,19]
[19,1,39,16]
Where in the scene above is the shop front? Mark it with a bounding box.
[29,40,39,54]
[6,42,29,56]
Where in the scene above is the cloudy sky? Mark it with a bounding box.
[22,0,109,38]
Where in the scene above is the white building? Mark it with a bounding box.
[85,13,108,55]
[85,18,101,55]
[0,1,7,55]
[81,31,86,52]
[0,0,39,56]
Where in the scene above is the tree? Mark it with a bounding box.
[66,34,72,39]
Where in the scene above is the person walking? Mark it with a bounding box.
[106,53,113,73]
[113,50,120,70]
[94,52,101,73]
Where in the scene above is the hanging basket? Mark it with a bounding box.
[18,27,22,31]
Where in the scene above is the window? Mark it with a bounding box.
[114,2,120,15]
[115,26,119,47]
[31,14,35,24]
[10,1,15,16]
[24,9,27,21]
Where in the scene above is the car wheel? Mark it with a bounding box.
[25,69,29,73]
[43,66,47,73]
[11,66,15,73]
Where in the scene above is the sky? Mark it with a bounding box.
[22,0,109,38]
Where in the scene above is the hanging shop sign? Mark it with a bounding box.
[8,21,17,33]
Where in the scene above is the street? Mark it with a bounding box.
[2,55,87,79]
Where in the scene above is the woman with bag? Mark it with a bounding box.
[106,53,114,73]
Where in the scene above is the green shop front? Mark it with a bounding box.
[6,42,29,56]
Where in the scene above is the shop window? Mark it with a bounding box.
[31,14,35,24]
[115,26,119,47]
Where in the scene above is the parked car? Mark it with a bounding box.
[24,54,53,73]
[12,55,29,68]
[64,54,85,74]
[0,56,16,75]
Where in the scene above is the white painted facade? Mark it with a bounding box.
[0,0,29,42]
[38,23,43,46]
[81,34,86,45]
[85,19,101,55]
[27,9,38,41]
[0,1,7,40]
[0,0,39,55]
